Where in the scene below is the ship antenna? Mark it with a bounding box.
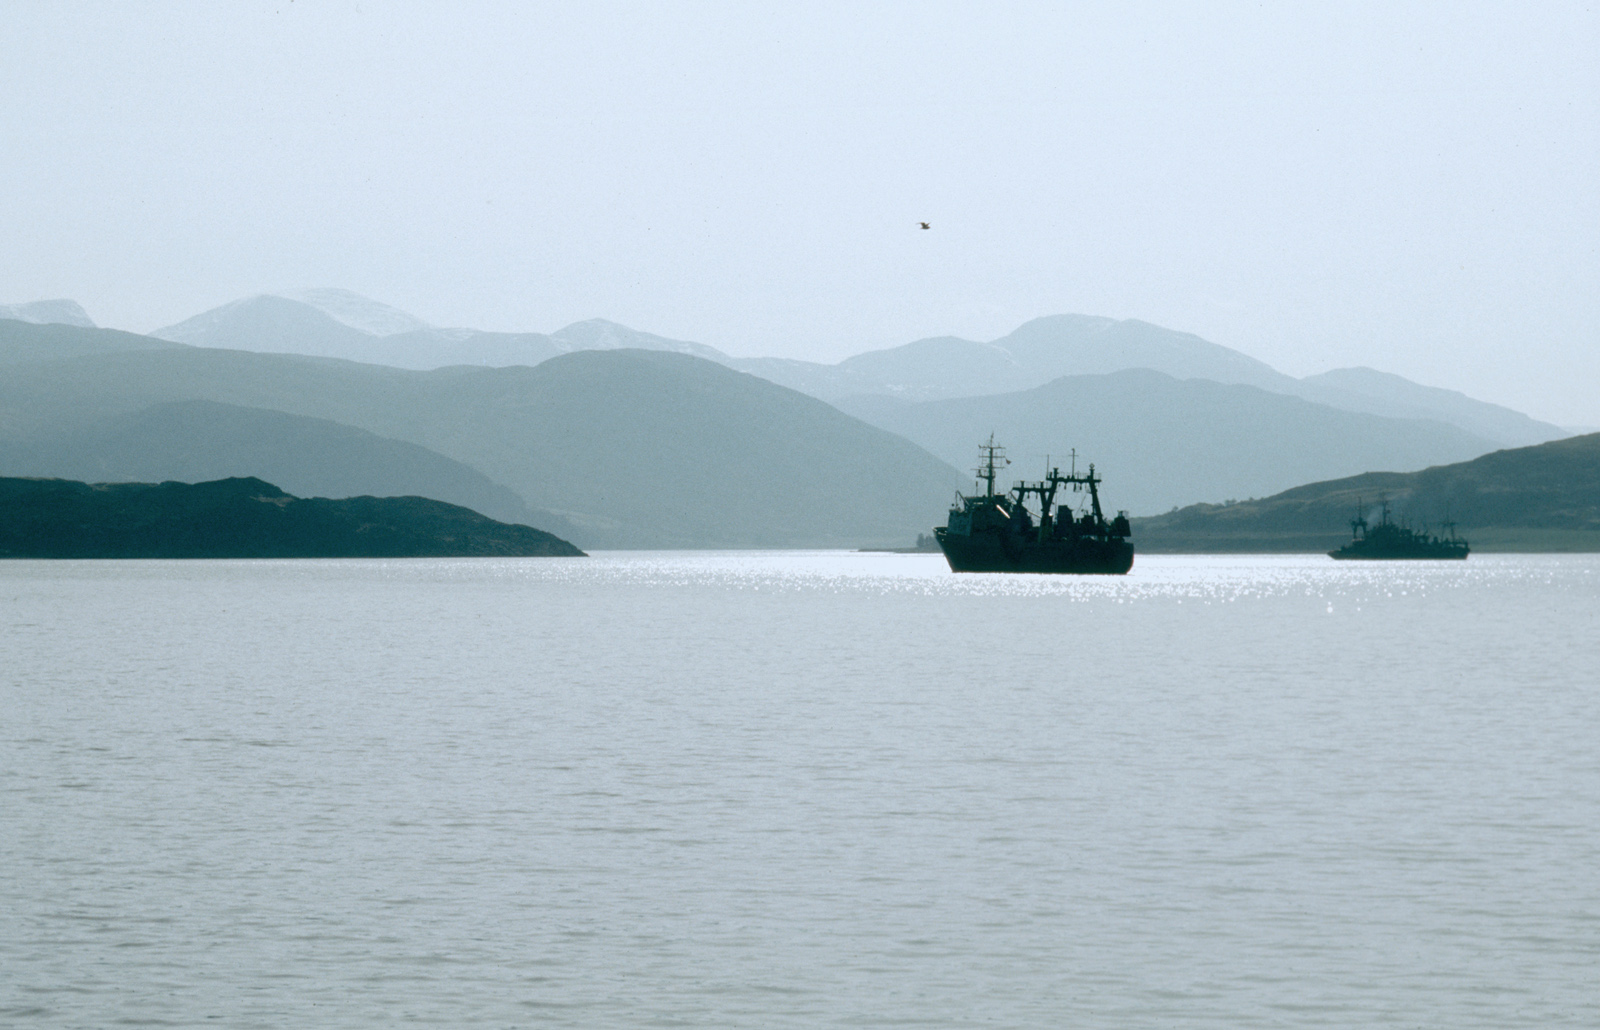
[974,433,1009,498]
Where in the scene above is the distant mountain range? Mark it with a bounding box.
[0,299,96,328]
[0,320,961,548]
[837,370,1501,515]
[668,314,1566,450]
[0,291,1583,547]
[1130,432,1600,553]
[133,290,1570,449]
[149,291,726,371]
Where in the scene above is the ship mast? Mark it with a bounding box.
[974,434,1008,498]
[1014,455,1108,527]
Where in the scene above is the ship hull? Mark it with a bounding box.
[1328,545,1468,560]
[935,527,1134,574]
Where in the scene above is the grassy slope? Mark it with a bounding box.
[0,318,186,367]
[1131,433,1600,552]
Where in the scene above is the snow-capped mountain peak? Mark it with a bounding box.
[278,288,432,337]
[0,299,97,328]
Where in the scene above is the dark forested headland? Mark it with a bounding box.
[0,476,585,559]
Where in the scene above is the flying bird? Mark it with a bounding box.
[919,222,931,230]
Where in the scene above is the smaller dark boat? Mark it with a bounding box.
[934,437,1133,574]
[1329,497,1469,560]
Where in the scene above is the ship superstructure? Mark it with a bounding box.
[1328,496,1469,560]
[934,437,1134,574]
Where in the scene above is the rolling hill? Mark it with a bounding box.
[0,328,964,548]
[836,369,1502,516]
[1130,432,1600,552]
[115,289,1583,449]
[0,399,544,529]
[0,318,187,368]
[739,316,1564,447]
[135,290,1568,447]
[1287,367,1562,449]
[509,312,1569,449]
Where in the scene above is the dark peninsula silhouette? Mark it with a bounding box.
[0,399,542,528]
[0,476,585,558]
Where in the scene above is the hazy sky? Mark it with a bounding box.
[4,3,1597,424]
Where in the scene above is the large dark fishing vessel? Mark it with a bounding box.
[935,437,1134,574]
[1328,497,1469,560]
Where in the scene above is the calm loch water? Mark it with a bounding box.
[3,553,1597,1028]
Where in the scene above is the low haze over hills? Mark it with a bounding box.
[133,290,1571,449]
[0,320,961,548]
[736,314,1294,401]
[153,294,568,369]
[838,371,1500,516]
[0,299,96,328]
[150,292,727,370]
[0,400,539,529]
[0,293,1576,545]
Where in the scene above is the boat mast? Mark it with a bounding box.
[1038,465,1060,523]
[974,434,1008,499]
